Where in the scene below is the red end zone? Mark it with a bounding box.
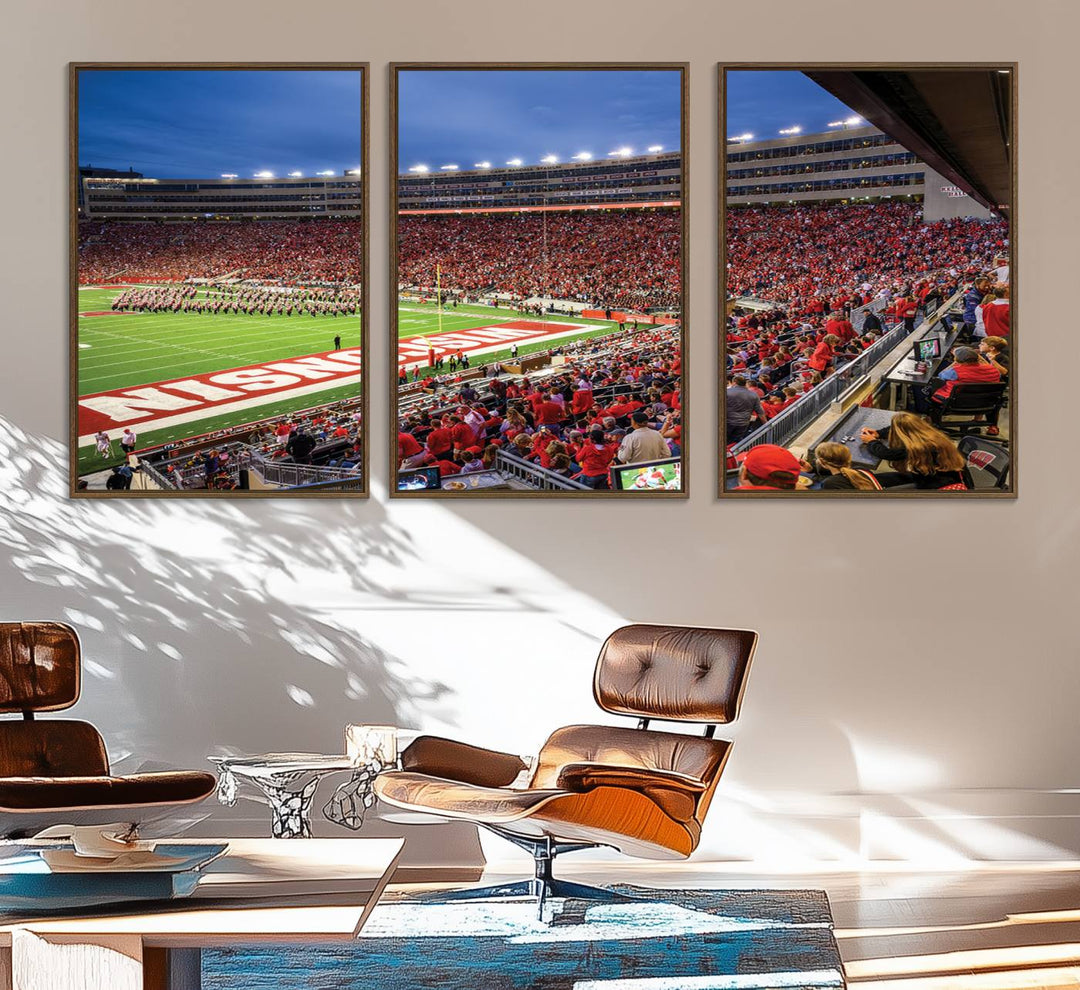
[77,347,363,437]
[398,319,593,367]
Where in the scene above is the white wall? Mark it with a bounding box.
[0,0,1078,868]
[923,166,995,222]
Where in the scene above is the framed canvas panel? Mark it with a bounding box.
[71,63,369,497]
[390,64,687,498]
[719,64,1015,497]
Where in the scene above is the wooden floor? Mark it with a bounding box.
[423,860,1080,989]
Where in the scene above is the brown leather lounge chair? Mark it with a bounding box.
[375,623,757,914]
[0,622,217,838]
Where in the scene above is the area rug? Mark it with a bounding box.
[203,886,845,989]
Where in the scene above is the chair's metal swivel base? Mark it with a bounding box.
[412,827,637,921]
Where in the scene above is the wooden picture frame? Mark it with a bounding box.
[389,63,688,499]
[718,63,1017,498]
[70,62,370,498]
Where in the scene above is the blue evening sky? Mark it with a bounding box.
[397,70,681,173]
[726,71,859,140]
[78,70,363,178]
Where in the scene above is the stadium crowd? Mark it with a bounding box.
[396,326,682,489]
[144,398,364,490]
[724,201,1010,492]
[726,201,1008,314]
[398,209,680,312]
[78,219,362,285]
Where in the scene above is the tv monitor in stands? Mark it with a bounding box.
[611,458,681,491]
[398,466,442,491]
[914,337,942,361]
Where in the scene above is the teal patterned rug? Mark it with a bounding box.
[204,886,845,989]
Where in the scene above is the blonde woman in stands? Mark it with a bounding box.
[979,336,1010,377]
[812,442,883,491]
[859,413,968,490]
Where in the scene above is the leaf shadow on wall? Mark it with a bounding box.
[0,417,449,770]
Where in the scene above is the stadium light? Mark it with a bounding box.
[778,126,802,135]
[571,151,593,161]
[316,169,335,176]
[474,161,492,168]
[408,164,430,173]
[288,171,303,177]
[440,164,459,170]
[647,144,664,153]
[254,170,275,178]
[506,158,523,166]
[540,154,559,164]
[221,173,238,179]
[727,133,754,142]
[608,146,634,157]
[845,116,862,126]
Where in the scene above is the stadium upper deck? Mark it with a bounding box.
[725,125,993,221]
[397,151,681,212]
[726,126,920,203]
[80,172,362,220]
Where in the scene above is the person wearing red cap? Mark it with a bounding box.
[733,444,803,491]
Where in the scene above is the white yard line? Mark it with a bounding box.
[76,372,362,446]
[396,323,604,366]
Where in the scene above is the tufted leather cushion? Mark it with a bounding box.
[531,724,729,793]
[593,624,757,723]
[0,623,80,713]
[0,720,108,777]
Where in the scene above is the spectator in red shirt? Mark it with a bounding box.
[981,286,1010,337]
[576,429,618,489]
[534,394,565,427]
[397,430,425,469]
[808,334,840,374]
[932,346,1003,433]
[571,385,594,416]
[425,421,453,461]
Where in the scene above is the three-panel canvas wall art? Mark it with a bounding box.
[71,62,1014,499]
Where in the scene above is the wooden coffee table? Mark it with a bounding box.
[0,836,403,990]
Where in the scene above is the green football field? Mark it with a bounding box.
[76,285,362,473]
[75,287,621,474]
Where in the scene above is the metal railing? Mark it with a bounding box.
[286,475,366,492]
[730,322,901,452]
[849,293,890,330]
[140,445,362,490]
[244,449,362,488]
[494,450,590,491]
[138,461,173,490]
[730,291,961,453]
